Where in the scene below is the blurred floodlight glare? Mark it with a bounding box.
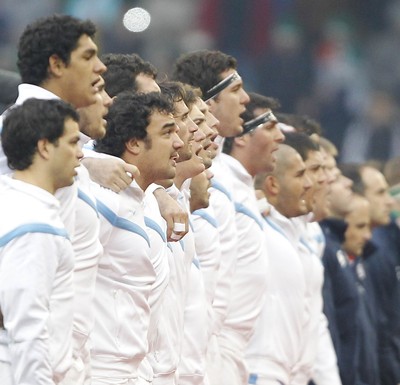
[123,7,151,32]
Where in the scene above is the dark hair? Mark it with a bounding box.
[339,163,365,195]
[223,92,280,154]
[283,131,319,161]
[275,113,295,127]
[94,91,173,157]
[101,53,158,97]
[0,69,21,113]
[181,83,198,108]
[384,156,400,186]
[17,14,96,85]
[172,50,237,98]
[222,138,234,155]
[2,98,79,170]
[319,136,338,157]
[159,81,186,114]
[276,113,322,136]
[241,92,281,123]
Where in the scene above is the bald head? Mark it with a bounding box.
[255,143,310,218]
[273,144,300,178]
[255,144,297,190]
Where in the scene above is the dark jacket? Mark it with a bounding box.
[364,220,400,385]
[320,218,359,385]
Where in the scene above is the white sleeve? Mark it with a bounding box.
[191,211,221,340]
[209,189,238,336]
[82,146,118,159]
[0,233,59,385]
[146,183,165,195]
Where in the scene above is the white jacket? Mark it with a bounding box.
[178,261,208,385]
[0,176,74,385]
[191,206,221,339]
[290,217,341,385]
[138,187,171,384]
[208,143,239,337]
[246,205,307,385]
[218,154,268,385]
[176,180,209,385]
[62,135,103,385]
[90,178,155,383]
[147,184,186,384]
[220,154,268,335]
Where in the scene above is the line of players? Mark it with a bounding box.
[0,13,399,385]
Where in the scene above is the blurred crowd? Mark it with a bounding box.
[3,0,400,162]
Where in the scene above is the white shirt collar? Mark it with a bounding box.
[0,174,60,208]
[79,132,91,148]
[15,84,60,105]
[268,204,302,244]
[221,152,253,189]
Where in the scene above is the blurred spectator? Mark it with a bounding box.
[365,0,400,97]
[341,89,400,163]
[256,20,313,112]
[312,16,367,150]
[384,156,400,186]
